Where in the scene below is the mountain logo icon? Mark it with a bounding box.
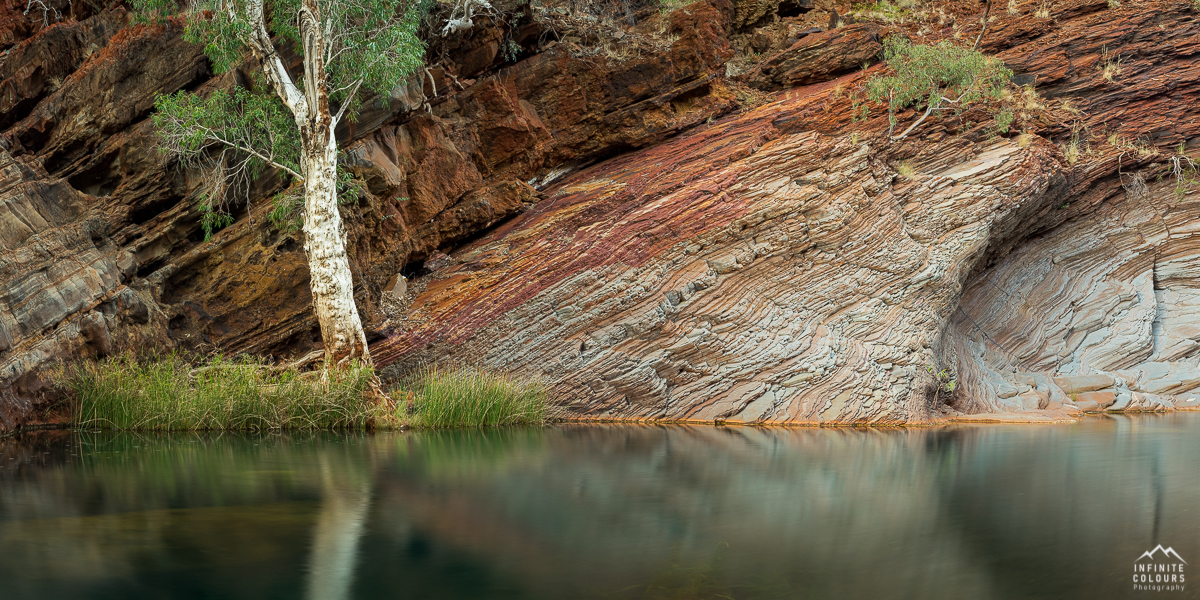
[1136,545,1187,564]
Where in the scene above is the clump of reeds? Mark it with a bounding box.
[60,353,554,431]
[394,366,552,428]
[62,353,382,431]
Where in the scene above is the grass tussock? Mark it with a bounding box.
[61,354,553,431]
[397,366,553,428]
[63,354,382,431]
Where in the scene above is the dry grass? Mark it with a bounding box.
[895,160,917,178]
[1034,2,1051,17]
[1063,136,1083,165]
[1059,98,1084,116]
[533,3,682,64]
[1100,49,1124,82]
[850,0,919,24]
[1020,85,1045,111]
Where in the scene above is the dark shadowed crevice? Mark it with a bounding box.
[777,0,811,18]
[66,160,122,197]
[135,257,169,278]
[400,258,430,280]
[128,195,181,226]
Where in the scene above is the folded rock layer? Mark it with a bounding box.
[3,0,1200,427]
[377,0,1200,423]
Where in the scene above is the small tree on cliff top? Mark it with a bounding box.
[134,0,428,366]
[866,36,1012,140]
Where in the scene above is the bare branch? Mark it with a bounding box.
[198,128,305,181]
[242,0,310,119]
[331,79,365,126]
[973,0,993,51]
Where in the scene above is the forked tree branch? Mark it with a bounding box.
[241,0,310,120]
[891,74,986,141]
[181,123,305,181]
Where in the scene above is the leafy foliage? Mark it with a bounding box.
[865,36,1013,139]
[153,87,301,239]
[995,107,1014,133]
[134,0,427,108]
[926,364,957,393]
[134,0,429,237]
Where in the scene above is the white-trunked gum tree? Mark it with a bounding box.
[136,0,428,367]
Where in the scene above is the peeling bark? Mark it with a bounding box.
[303,131,370,364]
[245,0,371,365]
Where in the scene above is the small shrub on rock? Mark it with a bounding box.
[864,36,1013,140]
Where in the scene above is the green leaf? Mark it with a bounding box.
[864,36,1013,135]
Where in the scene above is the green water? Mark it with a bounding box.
[2,415,1199,599]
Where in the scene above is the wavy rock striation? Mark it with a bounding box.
[2,0,1200,427]
[377,0,1200,423]
[0,1,738,429]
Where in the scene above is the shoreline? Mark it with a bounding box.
[5,407,1198,437]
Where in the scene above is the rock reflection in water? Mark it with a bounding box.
[1,415,1198,599]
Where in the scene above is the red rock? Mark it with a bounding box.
[4,0,1200,428]
[741,24,881,90]
[0,1,747,430]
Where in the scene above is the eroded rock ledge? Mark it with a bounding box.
[377,0,1200,424]
[2,0,1200,427]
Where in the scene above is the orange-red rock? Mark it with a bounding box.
[3,0,1200,429]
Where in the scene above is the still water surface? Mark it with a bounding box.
[2,415,1199,599]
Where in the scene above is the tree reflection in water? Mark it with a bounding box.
[1,415,1198,600]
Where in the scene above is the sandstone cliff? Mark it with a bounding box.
[1,0,1198,428]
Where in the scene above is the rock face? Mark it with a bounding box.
[0,1,738,429]
[377,0,1200,424]
[374,73,1068,424]
[2,0,1200,428]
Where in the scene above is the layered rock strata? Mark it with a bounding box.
[378,0,1200,423]
[0,1,739,429]
[2,0,1200,427]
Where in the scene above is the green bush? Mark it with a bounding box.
[396,366,552,428]
[865,36,1013,140]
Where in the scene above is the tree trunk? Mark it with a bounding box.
[301,125,370,365]
[259,0,366,367]
[244,0,372,367]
